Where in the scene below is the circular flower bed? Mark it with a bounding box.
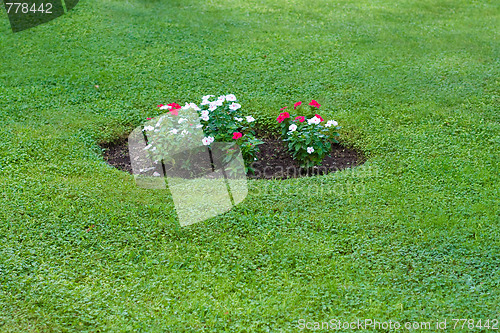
[101,94,364,179]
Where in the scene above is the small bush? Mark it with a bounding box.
[276,100,341,168]
[143,95,263,174]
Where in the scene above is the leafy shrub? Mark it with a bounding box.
[277,100,341,168]
[197,94,263,173]
[143,103,203,164]
[143,95,263,174]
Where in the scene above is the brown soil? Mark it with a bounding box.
[100,137,364,180]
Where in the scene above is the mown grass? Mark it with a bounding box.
[0,0,499,331]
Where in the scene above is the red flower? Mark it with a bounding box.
[314,114,324,122]
[167,103,181,110]
[280,106,288,111]
[169,109,179,116]
[147,117,153,120]
[309,100,321,108]
[232,132,243,140]
[294,101,302,109]
[294,116,305,123]
[157,104,164,108]
[277,112,291,123]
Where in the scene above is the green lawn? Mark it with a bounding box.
[0,0,499,331]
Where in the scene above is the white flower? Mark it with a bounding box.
[288,124,297,132]
[153,172,161,177]
[208,102,218,111]
[235,117,243,122]
[178,118,188,124]
[202,136,214,146]
[201,95,214,106]
[200,110,209,117]
[181,130,189,135]
[159,105,171,110]
[225,94,237,101]
[246,116,255,122]
[144,144,152,150]
[170,129,178,134]
[229,103,241,111]
[307,116,321,125]
[215,99,224,106]
[189,103,201,111]
[201,115,209,121]
[196,124,203,128]
[151,147,157,151]
[143,125,155,131]
[182,102,200,111]
[325,120,338,127]
[218,95,226,102]
[307,147,315,154]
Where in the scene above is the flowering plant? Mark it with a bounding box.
[197,94,263,173]
[277,99,341,168]
[144,94,263,174]
[142,103,205,172]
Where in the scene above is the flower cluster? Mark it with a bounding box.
[144,94,263,174]
[142,96,342,173]
[142,103,205,166]
[198,94,263,173]
[202,136,215,146]
[277,99,341,168]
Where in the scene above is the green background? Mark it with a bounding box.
[0,0,498,331]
